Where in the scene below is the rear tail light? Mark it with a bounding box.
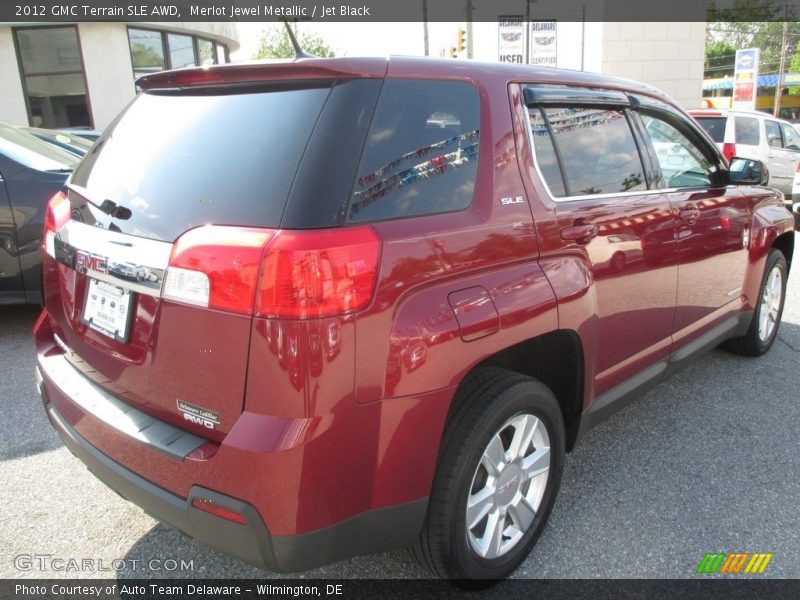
[164,225,381,319]
[191,499,247,525]
[795,161,800,173]
[722,142,736,162]
[163,226,274,315]
[43,190,70,258]
[257,227,380,319]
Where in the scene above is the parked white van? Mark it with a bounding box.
[690,109,800,201]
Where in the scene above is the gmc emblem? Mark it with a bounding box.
[74,250,108,275]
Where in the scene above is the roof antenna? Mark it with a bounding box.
[282,18,314,59]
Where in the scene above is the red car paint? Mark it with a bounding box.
[34,56,795,571]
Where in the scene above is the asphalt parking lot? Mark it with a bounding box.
[1,238,799,581]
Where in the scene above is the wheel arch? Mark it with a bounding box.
[772,231,794,273]
[451,330,585,451]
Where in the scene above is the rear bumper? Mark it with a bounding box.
[33,310,438,572]
[40,392,426,572]
[43,396,275,568]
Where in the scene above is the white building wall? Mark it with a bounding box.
[0,27,30,126]
[600,22,706,109]
[77,23,137,130]
[463,21,704,110]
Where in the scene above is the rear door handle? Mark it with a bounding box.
[560,222,598,243]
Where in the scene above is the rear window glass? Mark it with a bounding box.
[734,116,760,145]
[532,107,645,197]
[693,117,725,143]
[70,84,331,241]
[347,80,480,222]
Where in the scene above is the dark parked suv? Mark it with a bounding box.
[35,57,794,582]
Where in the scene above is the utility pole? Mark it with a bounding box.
[422,0,429,56]
[580,4,585,71]
[774,18,788,117]
[466,0,473,59]
[525,0,531,64]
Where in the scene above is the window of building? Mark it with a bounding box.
[13,26,92,128]
[347,80,480,222]
[128,28,165,79]
[127,28,227,85]
[167,33,195,69]
[197,39,216,66]
[216,43,228,65]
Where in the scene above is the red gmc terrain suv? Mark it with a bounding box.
[34,56,794,582]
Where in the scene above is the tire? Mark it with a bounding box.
[724,248,788,357]
[412,367,565,585]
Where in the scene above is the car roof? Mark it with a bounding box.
[689,108,794,124]
[137,55,679,110]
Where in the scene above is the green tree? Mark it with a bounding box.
[130,44,164,69]
[254,25,336,59]
[789,45,800,93]
[705,40,737,78]
[707,1,800,76]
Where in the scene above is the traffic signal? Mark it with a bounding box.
[457,28,466,53]
[449,46,456,59]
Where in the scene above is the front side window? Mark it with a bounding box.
[642,114,714,188]
[780,123,800,151]
[13,26,91,128]
[531,106,646,197]
[347,80,480,222]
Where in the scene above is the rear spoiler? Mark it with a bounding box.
[136,57,388,90]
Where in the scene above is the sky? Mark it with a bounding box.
[232,22,464,61]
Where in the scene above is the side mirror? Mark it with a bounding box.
[728,157,769,186]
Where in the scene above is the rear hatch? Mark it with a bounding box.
[44,62,385,439]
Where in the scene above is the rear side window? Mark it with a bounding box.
[71,84,331,241]
[693,117,725,143]
[734,116,760,145]
[347,80,480,222]
[531,106,646,197]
